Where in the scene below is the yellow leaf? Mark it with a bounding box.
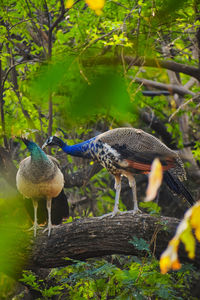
[160,255,171,274]
[190,203,200,227]
[94,9,103,16]
[160,201,200,273]
[169,237,179,250]
[145,158,163,202]
[195,227,200,242]
[171,259,181,271]
[190,203,200,241]
[85,0,105,15]
[66,0,74,9]
[160,238,181,274]
[180,225,195,259]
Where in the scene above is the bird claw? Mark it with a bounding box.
[27,224,41,231]
[27,224,42,237]
[131,208,142,215]
[98,210,121,219]
[43,224,57,236]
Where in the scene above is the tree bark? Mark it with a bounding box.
[26,213,199,272]
[82,56,200,81]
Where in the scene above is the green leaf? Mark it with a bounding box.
[129,236,151,255]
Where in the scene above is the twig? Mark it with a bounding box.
[169,98,193,122]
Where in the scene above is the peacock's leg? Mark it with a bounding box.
[127,176,141,213]
[98,175,122,219]
[112,175,122,216]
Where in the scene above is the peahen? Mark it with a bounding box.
[42,128,194,216]
[16,138,69,236]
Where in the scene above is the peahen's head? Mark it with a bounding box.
[21,138,37,151]
[42,136,66,150]
[21,138,48,161]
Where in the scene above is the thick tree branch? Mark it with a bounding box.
[25,213,200,272]
[125,56,200,81]
[83,56,200,81]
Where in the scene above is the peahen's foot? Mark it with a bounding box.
[43,224,57,236]
[27,224,42,237]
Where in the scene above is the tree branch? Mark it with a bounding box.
[125,56,200,81]
[25,213,199,271]
[133,77,195,96]
[82,56,200,81]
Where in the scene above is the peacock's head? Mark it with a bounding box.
[42,136,66,149]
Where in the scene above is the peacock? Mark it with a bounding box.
[16,138,69,236]
[42,128,194,216]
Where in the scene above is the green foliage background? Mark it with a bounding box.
[0,0,200,298]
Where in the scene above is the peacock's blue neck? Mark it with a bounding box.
[61,138,95,158]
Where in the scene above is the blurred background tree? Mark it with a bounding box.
[1,0,200,298]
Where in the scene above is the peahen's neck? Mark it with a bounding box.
[28,142,50,164]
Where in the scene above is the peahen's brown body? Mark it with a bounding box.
[16,138,68,236]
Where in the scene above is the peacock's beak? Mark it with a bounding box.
[42,141,48,149]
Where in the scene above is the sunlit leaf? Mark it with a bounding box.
[145,158,163,202]
[160,238,180,274]
[85,0,105,15]
[190,205,200,242]
[180,225,195,259]
[65,0,74,9]
[160,201,200,274]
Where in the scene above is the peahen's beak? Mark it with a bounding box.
[21,137,29,146]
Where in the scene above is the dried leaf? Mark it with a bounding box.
[160,201,200,274]
[160,238,180,274]
[145,158,163,202]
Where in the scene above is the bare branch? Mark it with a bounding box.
[133,77,195,96]
[169,99,193,122]
[2,59,40,92]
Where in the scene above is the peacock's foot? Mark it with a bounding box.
[131,208,142,215]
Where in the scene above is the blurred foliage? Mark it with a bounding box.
[0,0,200,298]
[0,193,31,296]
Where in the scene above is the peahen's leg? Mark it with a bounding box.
[46,197,52,236]
[32,199,38,237]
